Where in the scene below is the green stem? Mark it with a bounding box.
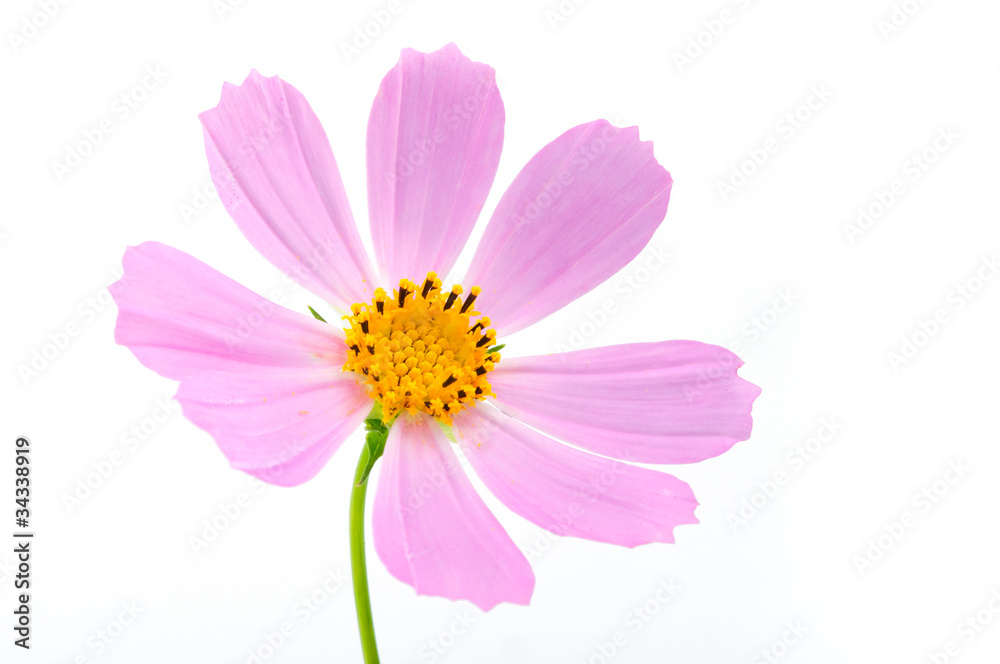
[351,444,380,664]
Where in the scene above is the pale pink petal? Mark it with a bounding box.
[454,406,698,547]
[200,70,375,310]
[367,43,504,285]
[113,242,368,486]
[112,242,346,380]
[490,341,761,464]
[372,413,534,610]
[464,120,672,335]
[177,366,368,486]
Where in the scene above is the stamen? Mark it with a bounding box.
[421,272,437,298]
[443,285,462,311]
[460,286,481,314]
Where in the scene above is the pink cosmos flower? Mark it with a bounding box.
[113,44,760,611]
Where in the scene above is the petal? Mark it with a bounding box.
[464,120,672,335]
[372,413,534,610]
[113,242,369,486]
[489,341,761,464]
[177,366,369,486]
[454,406,698,547]
[200,70,375,311]
[112,241,345,381]
[367,43,504,286]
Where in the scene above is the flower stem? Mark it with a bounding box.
[350,442,380,664]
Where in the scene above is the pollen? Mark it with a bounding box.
[343,273,500,425]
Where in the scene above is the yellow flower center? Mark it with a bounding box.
[343,272,500,425]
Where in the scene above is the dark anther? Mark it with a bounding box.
[444,291,459,310]
[475,366,486,375]
[367,345,375,354]
[459,292,478,314]
[467,322,484,335]
[376,301,384,314]
[456,390,467,399]
[475,387,483,395]
[421,278,434,298]
[360,320,369,334]
[442,403,450,412]
[442,374,458,388]
[350,344,360,355]
[398,287,408,307]
[476,335,493,348]
[362,367,369,375]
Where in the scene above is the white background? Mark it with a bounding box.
[3,0,1000,662]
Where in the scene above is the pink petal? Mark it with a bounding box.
[464,120,672,335]
[113,242,369,486]
[372,413,534,610]
[177,366,369,486]
[200,70,375,310]
[367,43,504,286]
[454,406,698,547]
[113,241,346,380]
[490,341,761,464]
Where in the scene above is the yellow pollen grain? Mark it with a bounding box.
[342,272,501,425]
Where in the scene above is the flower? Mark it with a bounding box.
[112,43,760,611]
